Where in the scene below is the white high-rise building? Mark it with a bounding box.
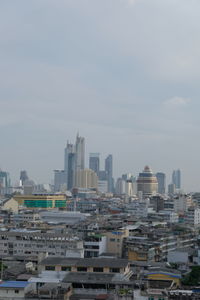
[186,207,200,226]
[75,133,85,172]
[174,195,193,213]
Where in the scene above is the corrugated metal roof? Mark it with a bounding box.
[0,281,29,288]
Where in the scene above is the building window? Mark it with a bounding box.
[61,266,71,271]
[15,290,19,293]
[77,267,87,272]
[45,265,55,271]
[93,267,103,272]
[110,268,120,273]
[110,238,115,242]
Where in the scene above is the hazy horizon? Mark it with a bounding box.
[1,0,200,192]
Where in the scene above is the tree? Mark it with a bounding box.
[182,266,200,286]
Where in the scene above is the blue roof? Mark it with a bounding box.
[0,281,29,288]
[147,272,181,279]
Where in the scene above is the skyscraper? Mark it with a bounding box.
[75,133,85,172]
[64,134,85,189]
[64,142,75,190]
[89,153,100,175]
[137,166,158,198]
[54,170,66,192]
[105,154,113,193]
[156,172,166,194]
[172,169,181,189]
[20,170,29,186]
[75,133,85,186]
[67,152,76,190]
[64,142,74,173]
[0,170,11,195]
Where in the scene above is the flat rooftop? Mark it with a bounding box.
[40,257,129,268]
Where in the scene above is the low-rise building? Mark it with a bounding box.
[14,193,67,209]
[158,211,179,223]
[84,234,107,258]
[124,237,159,262]
[1,197,19,213]
[0,281,32,299]
[39,210,88,225]
[105,229,128,258]
[0,229,84,258]
[39,257,131,276]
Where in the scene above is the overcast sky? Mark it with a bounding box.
[0,0,200,191]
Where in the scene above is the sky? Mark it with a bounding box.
[0,0,200,191]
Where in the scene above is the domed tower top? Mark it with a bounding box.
[143,165,152,173]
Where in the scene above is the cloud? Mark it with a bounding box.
[163,97,191,108]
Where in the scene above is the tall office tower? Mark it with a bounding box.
[54,170,66,192]
[74,134,85,187]
[172,169,181,189]
[64,142,75,190]
[64,134,85,190]
[67,152,76,190]
[105,154,113,193]
[168,183,176,195]
[20,170,29,186]
[115,178,125,195]
[89,153,100,175]
[156,172,166,194]
[137,166,158,198]
[0,170,11,195]
[75,133,85,172]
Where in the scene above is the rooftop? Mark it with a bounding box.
[63,272,131,284]
[0,281,29,288]
[40,257,129,268]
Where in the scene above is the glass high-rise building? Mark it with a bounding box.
[172,169,181,189]
[20,170,29,186]
[105,154,113,193]
[156,172,166,194]
[64,142,75,190]
[89,153,100,175]
[64,134,85,189]
[54,170,66,192]
[0,171,11,195]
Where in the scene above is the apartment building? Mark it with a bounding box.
[186,207,200,226]
[39,257,131,276]
[0,229,84,258]
[84,233,107,258]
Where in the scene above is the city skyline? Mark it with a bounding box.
[1,133,183,193]
[0,0,200,191]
